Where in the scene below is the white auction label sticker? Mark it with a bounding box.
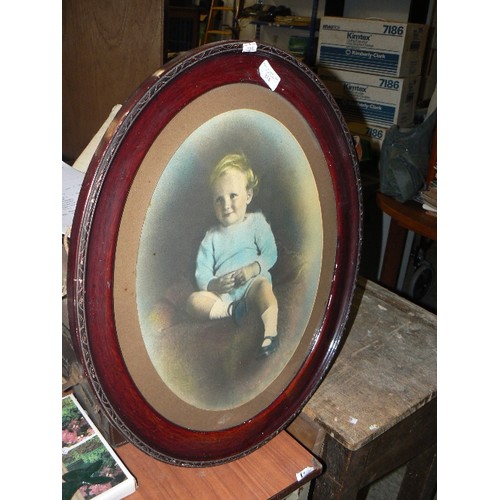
[242,42,257,52]
[258,60,280,91]
[296,466,315,481]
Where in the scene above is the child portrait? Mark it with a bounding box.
[186,153,280,359]
[135,108,324,414]
[70,44,360,463]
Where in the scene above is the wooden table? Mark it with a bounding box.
[376,192,437,290]
[287,278,437,499]
[64,275,435,499]
[115,430,322,499]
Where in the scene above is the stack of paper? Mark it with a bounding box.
[62,162,85,235]
[420,182,437,216]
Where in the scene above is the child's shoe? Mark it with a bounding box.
[258,335,279,359]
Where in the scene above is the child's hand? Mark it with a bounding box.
[207,272,236,294]
[233,262,260,288]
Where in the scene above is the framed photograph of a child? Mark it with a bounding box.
[68,41,362,466]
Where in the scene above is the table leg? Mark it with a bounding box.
[310,437,370,499]
[310,400,437,500]
[379,218,407,289]
[397,445,437,500]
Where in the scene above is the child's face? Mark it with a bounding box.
[212,168,253,227]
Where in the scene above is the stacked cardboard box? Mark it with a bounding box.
[316,16,429,152]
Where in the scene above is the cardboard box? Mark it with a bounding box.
[347,121,389,153]
[319,66,420,127]
[316,17,428,77]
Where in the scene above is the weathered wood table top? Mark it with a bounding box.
[300,277,437,451]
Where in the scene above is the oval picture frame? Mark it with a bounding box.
[67,41,362,467]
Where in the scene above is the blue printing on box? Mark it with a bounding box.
[319,46,400,75]
[335,98,396,127]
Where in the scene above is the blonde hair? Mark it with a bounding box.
[210,153,259,192]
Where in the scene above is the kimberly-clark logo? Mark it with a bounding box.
[345,49,386,60]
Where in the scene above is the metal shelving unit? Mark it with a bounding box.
[250,0,319,66]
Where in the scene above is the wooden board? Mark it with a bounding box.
[62,0,164,161]
[115,430,322,499]
[300,277,437,451]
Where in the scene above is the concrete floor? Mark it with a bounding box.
[366,465,407,499]
[366,461,437,500]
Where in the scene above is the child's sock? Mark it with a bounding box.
[261,305,278,346]
[209,299,230,320]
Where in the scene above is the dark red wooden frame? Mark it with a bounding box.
[67,41,362,466]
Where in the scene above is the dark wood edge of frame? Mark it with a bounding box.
[67,40,363,466]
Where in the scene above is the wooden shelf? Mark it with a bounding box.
[114,431,322,499]
[250,20,318,31]
[250,0,320,66]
